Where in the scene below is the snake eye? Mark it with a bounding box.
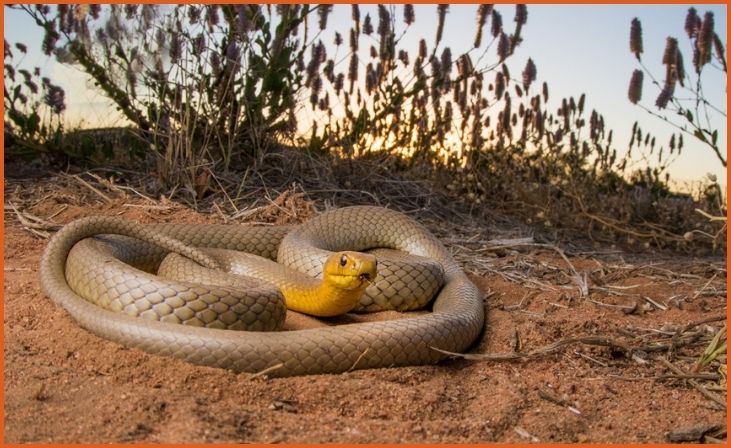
[339,254,348,267]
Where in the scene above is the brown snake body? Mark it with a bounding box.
[39,206,485,376]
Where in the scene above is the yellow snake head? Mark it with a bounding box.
[322,251,378,292]
[292,251,378,317]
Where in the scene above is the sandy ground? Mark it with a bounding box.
[3,179,727,443]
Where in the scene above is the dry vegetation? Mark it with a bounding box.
[4,5,726,253]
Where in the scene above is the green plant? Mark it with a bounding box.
[15,4,319,190]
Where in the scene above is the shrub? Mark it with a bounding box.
[4,38,68,159]
[16,4,314,184]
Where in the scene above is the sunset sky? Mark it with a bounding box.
[4,4,727,189]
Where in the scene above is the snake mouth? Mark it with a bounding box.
[358,272,378,289]
[331,272,375,289]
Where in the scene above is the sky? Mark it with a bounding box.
[3,4,727,190]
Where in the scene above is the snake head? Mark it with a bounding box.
[323,251,378,291]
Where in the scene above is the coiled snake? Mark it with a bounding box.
[39,206,484,376]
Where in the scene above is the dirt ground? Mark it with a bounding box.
[3,172,727,443]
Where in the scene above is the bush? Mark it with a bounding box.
[16,4,315,183]
[3,38,68,159]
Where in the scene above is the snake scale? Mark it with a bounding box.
[39,206,485,376]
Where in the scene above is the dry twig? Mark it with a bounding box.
[657,357,726,409]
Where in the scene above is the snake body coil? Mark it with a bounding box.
[39,206,484,376]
